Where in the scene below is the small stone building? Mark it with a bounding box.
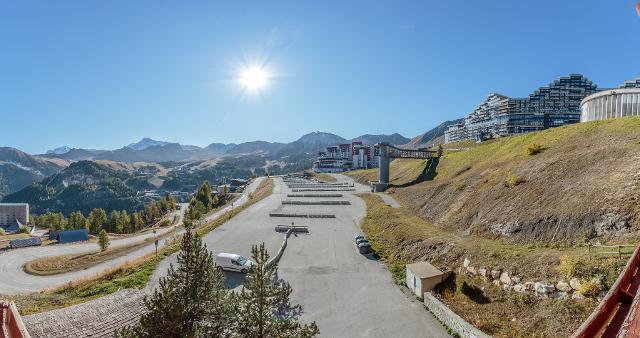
[406,261,452,298]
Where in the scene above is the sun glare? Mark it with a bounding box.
[240,66,267,90]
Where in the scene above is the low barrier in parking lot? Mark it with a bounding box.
[286,184,352,189]
[291,188,355,192]
[286,194,343,198]
[275,225,309,233]
[266,229,293,269]
[269,212,336,218]
[281,200,350,205]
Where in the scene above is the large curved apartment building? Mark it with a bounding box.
[580,78,640,122]
[445,74,599,143]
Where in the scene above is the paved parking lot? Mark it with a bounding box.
[152,175,449,337]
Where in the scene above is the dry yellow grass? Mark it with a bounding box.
[23,227,179,276]
[358,193,623,337]
[350,116,640,243]
[305,170,338,183]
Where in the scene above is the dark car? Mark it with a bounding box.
[356,238,368,246]
[358,242,372,254]
[355,234,365,242]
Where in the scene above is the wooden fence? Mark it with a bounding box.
[588,244,636,259]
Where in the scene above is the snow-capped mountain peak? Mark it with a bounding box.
[46,146,72,155]
[126,138,169,151]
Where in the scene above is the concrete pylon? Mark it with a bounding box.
[377,143,390,191]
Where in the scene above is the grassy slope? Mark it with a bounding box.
[348,116,640,243]
[359,193,621,337]
[346,118,640,337]
[11,178,274,315]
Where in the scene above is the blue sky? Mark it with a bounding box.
[1,1,638,154]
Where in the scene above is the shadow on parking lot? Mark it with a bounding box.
[223,271,247,289]
[362,253,378,261]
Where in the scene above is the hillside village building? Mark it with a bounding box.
[445,74,599,143]
[580,78,640,122]
[0,203,29,229]
[313,141,380,173]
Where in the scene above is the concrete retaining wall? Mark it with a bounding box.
[286,194,343,198]
[269,213,336,218]
[423,292,491,338]
[290,189,355,192]
[266,229,292,269]
[282,200,350,205]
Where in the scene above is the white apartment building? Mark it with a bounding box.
[313,141,379,173]
[0,203,29,227]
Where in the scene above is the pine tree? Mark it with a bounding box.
[68,211,88,230]
[196,181,214,209]
[116,229,230,338]
[117,210,128,233]
[109,210,120,233]
[130,212,143,232]
[98,229,110,252]
[88,208,107,234]
[231,243,319,338]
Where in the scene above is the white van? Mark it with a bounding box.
[215,252,254,273]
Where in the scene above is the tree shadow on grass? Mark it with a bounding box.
[460,280,491,304]
[389,157,440,189]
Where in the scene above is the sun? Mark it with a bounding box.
[240,66,268,90]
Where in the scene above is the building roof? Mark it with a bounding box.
[56,229,89,243]
[406,261,447,279]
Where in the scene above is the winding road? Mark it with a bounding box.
[0,178,263,296]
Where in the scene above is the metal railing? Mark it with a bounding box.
[588,244,636,259]
[573,243,640,338]
[1,301,31,338]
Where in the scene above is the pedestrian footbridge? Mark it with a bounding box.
[370,142,440,192]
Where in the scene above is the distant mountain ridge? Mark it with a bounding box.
[1,128,458,214]
[46,146,72,155]
[126,138,169,150]
[0,147,68,198]
[351,133,410,146]
[38,132,411,163]
[2,160,147,215]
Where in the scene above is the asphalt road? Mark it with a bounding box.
[0,179,263,296]
[150,175,449,337]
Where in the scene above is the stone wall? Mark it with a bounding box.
[423,292,491,338]
[462,257,593,300]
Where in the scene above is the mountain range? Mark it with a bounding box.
[3,161,148,215]
[0,147,68,198]
[1,126,453,214]
[43,132,411,163]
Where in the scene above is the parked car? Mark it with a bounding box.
[215,253,254,273]
[356,238,369,246]
[358,242,372,254]
[355,234,365,242]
